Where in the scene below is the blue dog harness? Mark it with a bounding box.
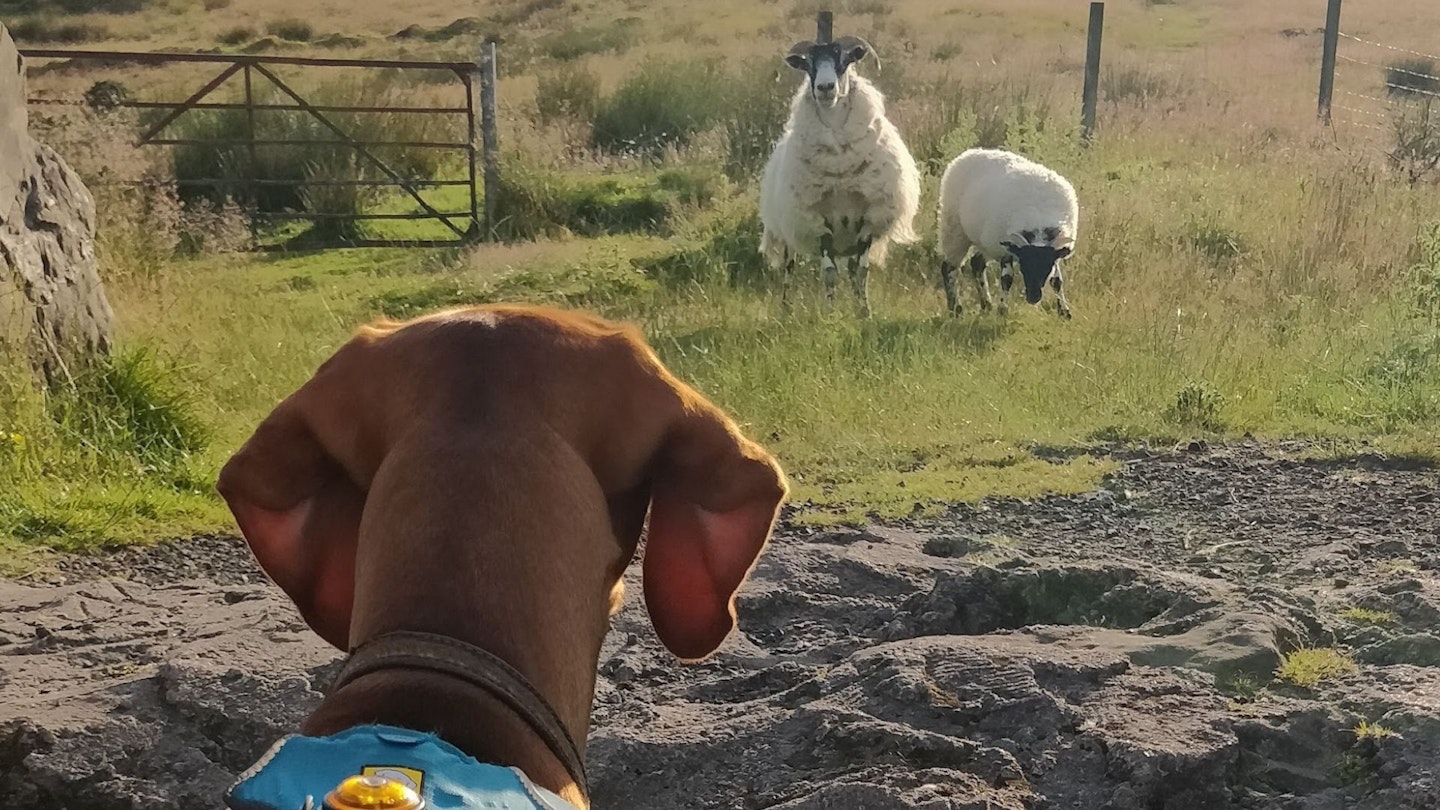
[225,724,578,810]
[226,631,588,810]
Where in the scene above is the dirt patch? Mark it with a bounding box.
[3,442,1439,808]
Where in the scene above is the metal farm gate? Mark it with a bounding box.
[19,45,501,248]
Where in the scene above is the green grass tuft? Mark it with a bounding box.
[1275,648,1357,689]
[1339,606,1399,626]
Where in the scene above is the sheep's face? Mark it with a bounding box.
[785,37,870,108]
[1002,241,1073,305]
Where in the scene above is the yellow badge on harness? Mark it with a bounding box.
[360,766,425,793]
[324,773,425,810]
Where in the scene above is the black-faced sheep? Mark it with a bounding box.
[936,148,1079,319]
[759,36,921,318]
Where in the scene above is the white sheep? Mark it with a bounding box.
[759,36,921,318]
[936,147,1079,319]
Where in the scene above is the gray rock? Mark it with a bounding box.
[0,22,114,385]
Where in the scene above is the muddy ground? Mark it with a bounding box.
[2,441,1438,809]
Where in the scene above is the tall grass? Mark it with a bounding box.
[591,58,730,157]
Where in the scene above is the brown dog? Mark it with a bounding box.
[216,304,788,809]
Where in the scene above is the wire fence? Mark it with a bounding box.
[1330,31,1440,142]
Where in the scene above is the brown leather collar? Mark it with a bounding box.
[331,630,588,797]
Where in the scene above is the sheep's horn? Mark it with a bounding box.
[834,35,882,74]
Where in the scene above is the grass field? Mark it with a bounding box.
[3,0,1440,569]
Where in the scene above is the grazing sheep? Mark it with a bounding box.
[759,36,921,317]
[936,148,1079,319]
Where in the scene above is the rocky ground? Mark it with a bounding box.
[3,441,1438,809]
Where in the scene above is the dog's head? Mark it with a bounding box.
[216,305,787,663]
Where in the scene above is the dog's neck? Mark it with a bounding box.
[302,667,588,807]
[297,429,629,810]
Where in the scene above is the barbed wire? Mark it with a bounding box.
[1341,87,1440,107]
[1336,54,1440,84]
[1338,117,1387,133]
[1331,31,1440,148]
[1336,63,1440,102]
[1338,32,1440,64]
[1335,100,1388,119]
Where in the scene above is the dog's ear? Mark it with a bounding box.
[643,389,788,661]
[216,389,363,651]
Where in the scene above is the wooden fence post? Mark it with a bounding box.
[478,39,500,240]
[243,63,257,214]
[1317,0,1343,125]
[1081,1,1104,144]
[816,10,832,44]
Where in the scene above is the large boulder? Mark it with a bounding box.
[0,22,114,386]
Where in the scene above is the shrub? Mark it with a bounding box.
[491,0,564,26]
[61,0,148,11]
[1384,58,1440,99]
[29,107,184,280]
[217,25,256,45]
[1165,381,1226,431]
[536,18,641,60]
[592,58,727,157]
[265,17,314,42]
[6,17,109,44]
[535,65,601,128]
[1388,99,1440,185]
[82,80,130,113]
[177,197,252,255]
[931,42,962,62]
[1,0,150,12]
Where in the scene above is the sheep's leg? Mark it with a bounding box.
[1050,266,1073,321]
[819,227,838,306]
[969,253,994,311]
[779,247,795,312]
[997,256,1015,315]
[848,235,873,319]
[940,260,962,317]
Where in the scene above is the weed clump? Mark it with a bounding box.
[592,59,728,157]
[1338,606,1398,626]
[50,349,210,470]
[1165,381,1226,432]
[265,17,314,42]
[1275,648,1356,689]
